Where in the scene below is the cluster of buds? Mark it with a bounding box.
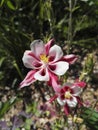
[68,115,83,124]
[20,39,86,116]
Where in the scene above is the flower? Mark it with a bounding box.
[48,81,86,115]
[20,39,77,89]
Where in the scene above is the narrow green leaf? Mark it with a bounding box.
[0,97,20,119]
[0,0,5,7]
[6,0,16,10]
[72,6,80,12]
[0,57,6,67]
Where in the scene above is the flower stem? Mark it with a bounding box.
[67,0,73,54]
[13,61,23,80]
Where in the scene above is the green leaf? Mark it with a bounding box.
[72,6,80,12]
[25,119,32,130]
[0,97,20,119]
[15,128,20,130]
[0,57,6,67]
[6,0,16,10]
[81,107,98,130]
[0,0,5,7]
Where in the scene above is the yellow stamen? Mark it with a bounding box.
[65,91,72,99]
[40,54,49,63]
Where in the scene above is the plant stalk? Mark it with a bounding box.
[67,0,73,54]
[13,61,23,80]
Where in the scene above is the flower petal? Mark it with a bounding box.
[34,68,49,81]
[20,70,36,88]
[72,86,82,96]
[63,83,72,88]
[49,45,63,62]
[67,96,77,107]
[64,104,70,116]
[22,51,42,69]
[45,39,54,55]
[49,61,69,75]
[76,97,83,106]
[57,97,66,106]
[30,39,45,58]
[63,54,77,64]
[73,81,86,88]
[48,71,61,92]
[48,95,58,103]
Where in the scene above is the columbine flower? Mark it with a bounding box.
[48,81,86,115]
[20,39,77,89]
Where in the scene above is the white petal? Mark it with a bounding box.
[20,70,36,88]
[48,71,61,92]
[67,97,77,107]
[57,97,66,106]
[49,61,69,75]
[34,68,49,81]
[49,45,63,62]
[63,54,77,64]
[45,39,54,55]
[72,86,82,96]
[30,40,45,57]
[22,51,42,69]
[63,83,72,88]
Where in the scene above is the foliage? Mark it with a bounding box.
[81,107,98,130]
[0,96,20,119]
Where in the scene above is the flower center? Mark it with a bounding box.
[64,91,72,99]
[40,54,49,63]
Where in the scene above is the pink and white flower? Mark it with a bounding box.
[20,39,77,89]
[48,81,86,115]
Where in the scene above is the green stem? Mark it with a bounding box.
[67,0,73,54]
[13,61,23,80]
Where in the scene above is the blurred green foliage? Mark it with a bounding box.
[81,107,98,130]
[0,96,20,119]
